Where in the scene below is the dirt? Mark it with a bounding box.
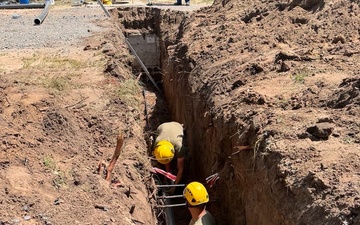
[0,3,157,225]
[1,0,360,225]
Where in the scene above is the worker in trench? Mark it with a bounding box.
[183,181,216,225]
[152,121,187,194]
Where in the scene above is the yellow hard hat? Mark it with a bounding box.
[153,140,175,164]
[183,182,209,206]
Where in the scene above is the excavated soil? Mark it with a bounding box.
[1,0,360,225]
[115,0,360,224]
[0,3,157,225]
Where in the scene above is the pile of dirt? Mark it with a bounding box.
[0,5,158,225]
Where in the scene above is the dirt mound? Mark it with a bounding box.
[173,0,360,224]
[0,6,157,225]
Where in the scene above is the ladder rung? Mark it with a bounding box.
[156,203,186,208]
[157,195,183,199]
[156,184,185,188]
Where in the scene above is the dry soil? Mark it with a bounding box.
[1,0,360,225]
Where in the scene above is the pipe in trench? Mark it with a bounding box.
[0,3,45,9]
[34,0,51,25]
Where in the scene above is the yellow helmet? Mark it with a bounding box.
[183,182,209,206]
[153,140,175,164]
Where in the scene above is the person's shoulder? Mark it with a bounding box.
[202,211,216,225]
[167,121,182,125]
[161,121,184,127]
[170,121,184,127]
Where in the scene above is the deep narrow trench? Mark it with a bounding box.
[113,8,191,225]
[110,5,288,225]
[110,6,250,225]
[124,30,191,225]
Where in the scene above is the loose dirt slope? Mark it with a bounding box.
[0,5,157,225]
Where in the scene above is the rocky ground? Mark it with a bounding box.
[1,0,360,225]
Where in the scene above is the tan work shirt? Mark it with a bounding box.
[155,122,185,158]
[189,211,216,225]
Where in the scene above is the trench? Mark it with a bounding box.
[108,5,290,225]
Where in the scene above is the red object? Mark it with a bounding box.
[152,167,177,181]
[205,173,220,188]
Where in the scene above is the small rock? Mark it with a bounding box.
[95,204,109,211]
[54,198,61,205]
[278,61,290,72]
[318,117,333,123]
[297,132,309,139]
[320,163,327,170]
[12,14,21,19]
[306,122,334,139]
[23,216,31,221]
[23,205,29,212]
[332,35,346,44]
[10,218,20,224]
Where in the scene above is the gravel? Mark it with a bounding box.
[0,5,110,50]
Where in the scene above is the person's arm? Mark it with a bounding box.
[165,162,171,172]
[174,156,184,185]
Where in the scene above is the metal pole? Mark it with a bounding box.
[157,194,184,199]
[124,38,161,93]
[156,203,186,208]
[0,3,45,9]
[97,0,111,18]
[156,184,186,188]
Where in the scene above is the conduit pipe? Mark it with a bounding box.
[0,3,45,9]
[34,0,51,25]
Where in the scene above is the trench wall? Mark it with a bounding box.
[113,2,360,224]
[156,11,294,225]
[161,52,293,225]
